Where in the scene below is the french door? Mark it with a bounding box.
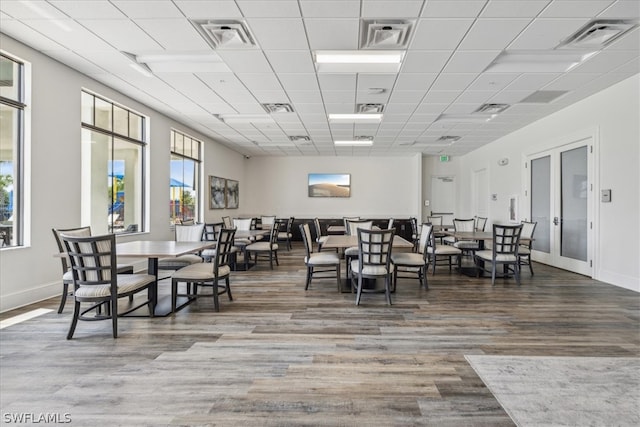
[527,138,593,276]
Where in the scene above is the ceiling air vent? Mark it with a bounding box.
[436,136,461,144]
[357,103,384,113]
[475,103,510,114]
[557,19,639,50]
[262,103,294,114]
[192,20,256,49]
[519,90,568,104]
[288,135,311,143]
[360,20,415,49]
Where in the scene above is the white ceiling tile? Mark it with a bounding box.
[236,73,283,91]
[40,49,107,75]
[173,1,243,19]
[305,19,359,50]
[570,50,639,73]
[80,19,163,51]
[157,73,227,104]
[431,73,478,90]
[389,90,428,103]
[445,103,481,114]
[236,1,301,18]
[422,1,487,18]
[264,50,315,73]
[287,91,324,103]
[277,73,320,91]
[423,91,462,103]
[504,73,562,90]
[508,18,590,49]
[246,18,309,49]
[356,92,392,104]
[49,1,126,19]
[540,1,615,18]
[134,19,210,50]
[1,0,68,19]
[480,1,550,18]
[357,74,399,91]
[414,103,450,114]
[412,19,475,49]
[459,19,532,50]
[467,73,520,90]
[299,1,360,18]
[443,50,501,72]
[22,18,119,51]
[454,91,497,103]
[362,1,424,18]
[318,74,357,91]
[216,50,272,73]
[385,103,419,114]
[597,0,640,18]
[393,73,437,91]
[111,1,184,18]
[322,91,356,104]
[607,27,640,51]
[541,72,600,90]
[401,50,453,72]
[489,90,536,104]
[0,19,69,51]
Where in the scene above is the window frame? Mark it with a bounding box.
[170,129,201,225]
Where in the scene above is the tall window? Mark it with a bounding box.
[0,53,25,248]
[81,91,146,234]
[170,130,200,225]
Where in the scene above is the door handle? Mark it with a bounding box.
[553,217,559,226]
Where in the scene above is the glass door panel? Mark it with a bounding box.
[560,146,588,261]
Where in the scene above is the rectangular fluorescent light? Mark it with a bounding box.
[314,50,404,73]
[328,113,383,123]
[133,51,230,73]
[485,50,598,73]
[435,114,494,123]
[334,140,374,146]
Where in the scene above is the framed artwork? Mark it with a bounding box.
[225,179,239,209]
[308,173,351,197]
[209,176,226,209]
[509,195,518,223]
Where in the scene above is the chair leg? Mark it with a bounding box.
[274,250,279,266]
[355,276,363,306]
[58,282,69,314]
[393,265,399,292]
[171,279,178,313]
[336,264,341,292]
[269,252,274,270]
[385,277,392,305]
[423,266,429,290]
[305,266,312,290]
[66,300,81,339]
[226,277,233,301]
[111,298,118,339]
[491,262,496,286]
[515,263,521,285]
[212,281,220,312]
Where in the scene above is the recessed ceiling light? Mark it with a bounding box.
[484,50,597,73]
[314,50,405,73]
[435,114,494,124]
[328,113,383,123]
[334,139,374,146]
[130,51,230,73]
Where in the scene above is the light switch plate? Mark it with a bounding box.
[601,189,611,202]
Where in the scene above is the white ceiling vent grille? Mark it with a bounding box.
[357,103,384,113]
[262,103,294,113]
[557,19,639,50]
[288,135,311,143]
[360,20,415,49]
[519,91,568,104]
[436,136,461,144]
[192,20,256,49]
[475,103,510,114]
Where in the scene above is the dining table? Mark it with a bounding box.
[116,240,216,316]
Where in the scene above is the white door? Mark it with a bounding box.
[527,138,593,276]
[430,175,456,223]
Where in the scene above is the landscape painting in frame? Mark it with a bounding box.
[308,173,350,197]
[209,176,226,209]
[226,179,239,209]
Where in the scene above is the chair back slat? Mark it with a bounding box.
[475,216,488,231]
[358,228,394,267]
[52,226,92,273]
[418,223,433,256]
[222,216,233,228]
[233,218,252,231]
[493,224,523,255]
[520,221,537,240]
[215,229,236,271]
[175,223,205,242]
[61,233,116,286]
[203,222,223,242]
[347,220,373,236]
[261,215,276,227]
[300,223,313,256]
[453,218,475,232]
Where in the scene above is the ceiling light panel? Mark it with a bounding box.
[328,113,383,123]
[314,50,405,73]
[484,50,598,73]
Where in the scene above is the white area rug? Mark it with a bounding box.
[466,355,640,427]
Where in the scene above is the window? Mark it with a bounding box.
[170,130,201,225]
[0,53,25,248]
[81,91,146,234]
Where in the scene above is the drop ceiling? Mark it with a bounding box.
[1,0,638,157]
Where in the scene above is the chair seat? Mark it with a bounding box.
[305,252,340,266]
[427,245,461,255]
[442,236,456,244]
[475,250,517,262]
[172,263,230,281]
[350,260,390,276]
[344,246,359,256]
[63,263,133,283]
[75,274,155,298]
[518,246,530,255]
[316,235,329,244]
[201,246,237,258]
[391,252,424,266]
[245,241,278,251]
[454,240,479,249]
[157,254,202,269]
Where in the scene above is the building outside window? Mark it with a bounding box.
[0,53,25,248]
[81,91,146,234]
[170,130,200,225]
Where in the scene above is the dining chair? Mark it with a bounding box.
[313,218,329,251]
[350,228,395,305]
[410,217,421,251]
[261,215,276,229]
[426,225,462,275]
[277,216,295,250]
[391,223,431,291]
[427,215,445,244]
[222,216,233,228]
[343,216,360,230]
[171,228,236,312]
[344,220,374,278]
[475,216,488,232]
[518,221,537,275]
[52,226,134,314]
[244,219,280,269]
[474,223,523,285]
[451,218,479,258]
[200,222,223,262]
[387,218,395,230]
[299,223,341,292]
[157,223,205,272]
[60,233,155,339]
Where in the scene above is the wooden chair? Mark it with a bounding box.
[350,228,395,306]
[157,223,204,272]
[277,216,295,250]
[518,221,537,275]
[427,215,445,244]
[171,228,236,312]
[299,223,341,291]
[245,219,280,269]
[313,217,329,251]
[61,233,155,339]
[474,223,523,285]
[344,220,374,278]
[391,223,431,291]
[426,226,462,275]
[452,218,479,258]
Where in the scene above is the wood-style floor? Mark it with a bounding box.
[1,244,639,426]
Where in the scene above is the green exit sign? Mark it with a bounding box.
[439,155,450,162]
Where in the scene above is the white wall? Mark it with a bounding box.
[449,74,639,292]
[0,35,246,311]
[242,154,422,219]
